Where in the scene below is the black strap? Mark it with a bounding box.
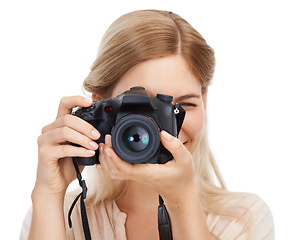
[158,195,173,240]
[68,159,92,240]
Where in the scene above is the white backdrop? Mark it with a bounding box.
[1,0,291,239]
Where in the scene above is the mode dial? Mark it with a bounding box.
[130,86,145,90]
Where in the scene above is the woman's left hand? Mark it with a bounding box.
[98,130,196,205]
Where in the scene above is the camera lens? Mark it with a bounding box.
[111,114,160,164]
[122,126,149,152]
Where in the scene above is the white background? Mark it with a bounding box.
[1,0,291,239]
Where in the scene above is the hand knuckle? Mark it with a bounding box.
[60,96,67,106]
[124,166,133,177]
[172,139,181,150]
[41,125,48,134]
[37,135,43,146]
[61,115,71,126]
[59,145,68,156]
[38,146,48,160]
[111,175,120,180]
[107,171,114,179]
[110,168,119,176]
[60,126,70,137]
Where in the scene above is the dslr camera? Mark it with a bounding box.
[72,86,185,165]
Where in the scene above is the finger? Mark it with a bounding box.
[104,146,161,184]
[38,126,99,151]
[103,135,133,178]
[98,144,111,173]
[39,145,95,161]
[103,149,123,179]
[103,135,149,180]
[104,134,162,179]
[104,134,112,147]
[56,96,93,119]
[42,115,100,140]
[102,136,125,178]
[160,130,191,164]
[105,148,134,177]
[95,164,103,170]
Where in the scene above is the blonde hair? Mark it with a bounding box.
[82,10,253,239]
[84,10,213,97]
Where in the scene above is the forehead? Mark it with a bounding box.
[111,55,202,98]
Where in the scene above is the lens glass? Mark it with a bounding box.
[122,126,149,152]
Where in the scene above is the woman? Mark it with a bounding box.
[21,10,274,239]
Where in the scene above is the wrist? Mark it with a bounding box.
[163,183,200,210]
[31,182,65,204]
[162,184,211,239]
[29,183,67,240]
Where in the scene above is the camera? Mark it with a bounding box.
[72,86,185,165]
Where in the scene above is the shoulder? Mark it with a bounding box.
[19,191,125,240]
[238,193,274,239]
[19,206,32,240]
[207,193,274,239]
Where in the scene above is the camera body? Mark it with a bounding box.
[72,86,185,165]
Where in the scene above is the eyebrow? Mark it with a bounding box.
[176,94,201,101]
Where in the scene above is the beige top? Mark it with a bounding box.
[19,193,274,240]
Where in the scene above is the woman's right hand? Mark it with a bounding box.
[33,96,100,198]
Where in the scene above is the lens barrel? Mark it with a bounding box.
[111,114,160,164]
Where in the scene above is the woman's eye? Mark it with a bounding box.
[180,103,197,107]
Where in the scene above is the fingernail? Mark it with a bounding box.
[161,131,172,141]
[83,98,92,104]
[86,150,95,155]
[90,141,98,149]
[96,165,103,170]
[91,130,100,139]
[105,135,110,145]
[99,145,104,154]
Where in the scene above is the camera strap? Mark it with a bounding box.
[68,159,91,240]
[158,195,173,240]
[68,160,173,240]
